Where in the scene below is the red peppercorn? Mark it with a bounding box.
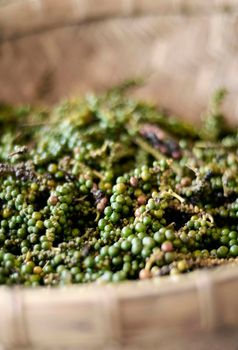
[161,241,174,252]
[139,269,152,280]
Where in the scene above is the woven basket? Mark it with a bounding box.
[1,1,238,349]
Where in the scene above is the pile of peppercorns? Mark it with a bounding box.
[0,86,237,286]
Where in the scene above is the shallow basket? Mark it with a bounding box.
[1,1,238,349]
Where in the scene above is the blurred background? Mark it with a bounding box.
[0,0,238,125]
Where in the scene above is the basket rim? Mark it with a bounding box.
[1,263,238,348]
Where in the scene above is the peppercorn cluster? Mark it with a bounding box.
[0,85,237,286]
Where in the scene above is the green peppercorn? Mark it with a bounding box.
[131,238,143,255]
[108,246,120,257]
[135,222,146,233]
[121,240,131,251]
[230,245,238,257]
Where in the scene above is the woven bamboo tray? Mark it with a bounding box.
[1,1,238,349]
